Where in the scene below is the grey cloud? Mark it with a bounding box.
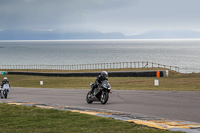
[0,0,138,30]
[85,0,200,34]
[0,0,200,35]
[0,0,82,29]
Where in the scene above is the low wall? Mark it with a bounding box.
[8,70,168,77]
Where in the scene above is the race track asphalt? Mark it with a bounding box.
[2,87,200,123]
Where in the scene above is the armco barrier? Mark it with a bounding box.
[7,70,168,77]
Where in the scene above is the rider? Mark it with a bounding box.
[1,77,10,89]
[91,71,108,93]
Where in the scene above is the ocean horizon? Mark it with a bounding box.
[0,39,200,73]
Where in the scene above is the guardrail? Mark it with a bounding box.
[8,70,168,77]
[0,62,179,72]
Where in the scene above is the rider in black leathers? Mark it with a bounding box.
[1,77,10,89]
[91,71,108,93]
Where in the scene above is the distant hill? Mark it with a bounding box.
[128,30,200,39]
[0,29,126,40]
[0,29,200,40]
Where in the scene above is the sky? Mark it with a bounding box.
[0,0,200,36]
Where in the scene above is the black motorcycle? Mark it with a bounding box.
[86,80,111,104]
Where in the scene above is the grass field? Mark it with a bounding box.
[0,68,200,91]
[0,103,182,133]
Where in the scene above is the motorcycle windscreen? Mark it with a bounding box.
[3,84,10,90]
[101,80,108,88]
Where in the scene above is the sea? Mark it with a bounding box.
[0,39,200,73]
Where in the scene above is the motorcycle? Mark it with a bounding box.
[86,80,111,104]
[1,83,10,99]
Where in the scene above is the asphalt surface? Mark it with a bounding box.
[2,87,200,123]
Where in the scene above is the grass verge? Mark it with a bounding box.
[0,103,182,133]
[0,68,200,91]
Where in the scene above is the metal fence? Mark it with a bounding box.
[0,62,179,72]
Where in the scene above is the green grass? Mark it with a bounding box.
[0,103,182,133]
[1,68,200,91]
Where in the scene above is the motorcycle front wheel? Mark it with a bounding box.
[100,92,109,104]
[3,90,7,99]
[86,91,93,104]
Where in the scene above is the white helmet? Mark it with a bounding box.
[101,71,108,78]
[4,77,8,80]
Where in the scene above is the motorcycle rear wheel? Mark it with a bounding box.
[86,91,93,104]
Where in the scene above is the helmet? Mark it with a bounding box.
[101,71,108,78]
[4,77,8,80]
